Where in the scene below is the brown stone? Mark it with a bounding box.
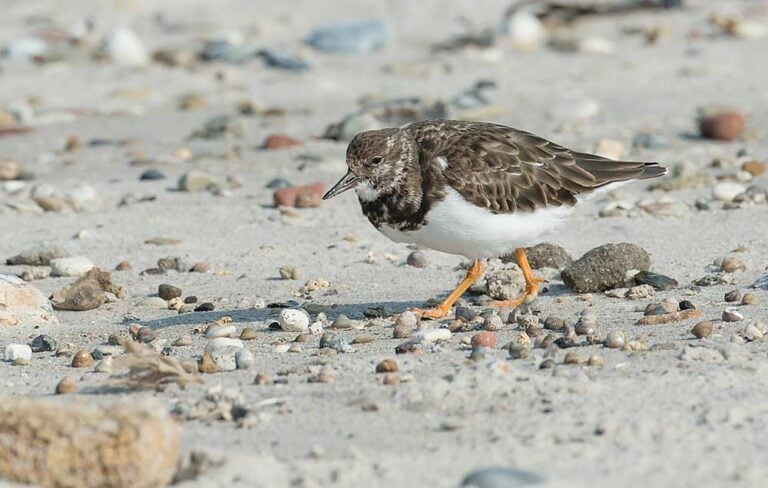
[190,262,212,273]
[692,320,713,339]
[254,372,273,385]
[197,353,216,374]
[0,160,21,180]
[470,331,497,349]
[0,397,180,488]
[50,268,123,312]
[382,373,400,385]
[240,327,257,340]
[273,183,325,208]
[115,260,132,271]
[741,160,766,177]
[71,350,94,368]
[699,110,745,141]
[263,134,301,150]
[375,358,399,373]
[55,377,78,394]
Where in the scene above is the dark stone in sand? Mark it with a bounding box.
[634,271,678,290]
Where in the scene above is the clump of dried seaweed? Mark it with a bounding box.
[101,340,203,391]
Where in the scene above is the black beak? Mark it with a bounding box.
[323,170,361,200]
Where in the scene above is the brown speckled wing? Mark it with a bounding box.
[414,121,665,214]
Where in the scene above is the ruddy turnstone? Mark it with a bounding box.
[323,119,666,319]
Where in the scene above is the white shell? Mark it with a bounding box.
[49,256,94,277]
[4,343,32,362]
[279,309,310,332]
[416,328,452,343]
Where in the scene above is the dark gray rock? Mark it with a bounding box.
[562,243,650,293]
[29,334,57,353]
[406,251,427,268]
[633,271,678,290]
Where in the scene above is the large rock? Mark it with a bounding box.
[0,274,58,327]
[0,397,180,488]
[562,243,650,293]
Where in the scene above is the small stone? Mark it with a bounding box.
[0,160,22,180]
[194,303,215,312]
[295,333,311,343]
[191,262,212,273]
[197,354,216,374]
[724,289,742,303]
[167,297,183,310]
[205,325,235,339]
[393,323,412,339]
[692,321,713,339]
[562,243,650,293]
[139,169,165,181]
[158,284,182,300]
[455,307,477,323]
[460,467,544,488]
[263,134,302,150]
[178,171,220,192]
[539,359,556,369]
[633,271,678,291]
[575,318,597,336]
[4,344,32,362]
[508,344,529,360]
[279,266,302,280]
[71,350,94,368]
[406,251,427,268]
[722,308,743,322]
[471,331,497,349]
[103,25,149,66]
[679,300,696,311]
[713,182,747,203]
[273,183,325,208]
[563,352,584,365]
[416,328,451,343]
[95,356,114,373]
[741,160,766,177]
[278,309,310,332]
[742,293,759,305]
[235,349,255,369]
[375,358,399,373]
[319,332,354,353]
[544,316,565,331]
[331,315,353,329]
[395,311,418,328]
[307,19,390,54]
[29,334,57,353]
[50,256,94,277]
[254,372,273,385]
[191,115,245,140]
[143,297,168,309]
[588,355,606,367]
[240,328,257,340]
[173,335,193,347]
[136,327,157,343]
[206,346,240,372]
[288,344,303,353]
[604,332,625,349]
[55,377,78,394]
[314,371,336,384]
[157,257,178,270]
[699,109,745,141]
[625,284,656,300]
[720,257,746,273]
[483,314,504,331]
[184,296,198,304]
[115,260,132,271]
[382,373,400,385]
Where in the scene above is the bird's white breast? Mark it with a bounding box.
[378,187,573,259]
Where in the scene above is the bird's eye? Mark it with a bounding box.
[370,156,383,165]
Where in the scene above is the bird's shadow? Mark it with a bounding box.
[140,300,425,330]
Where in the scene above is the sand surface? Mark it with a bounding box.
[1,0,768,486]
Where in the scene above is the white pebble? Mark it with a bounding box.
[273,344,291,353]
[278,309,310,332]
[102,26,149,67]
[235,349,255,369]
[49,256,94,277]
[204,338,243,353]
[205,325,236,338]
[4,343,32,362]
[416,328,452,343]
[142,297,168,309]
[208,346,239,372]
[713,182,746,202]
[505,11,545,50]
[308,321,324,335]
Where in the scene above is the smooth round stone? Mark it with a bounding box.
[205,325,236,338]
[136,327,157,343]
[273,344,291,353]
[508,344,529,360]
[204,338,243,353]
[406,251,427,268]
[395,310,418,328]
[158,284,182,300]
[4,343,32,362]
[331,315,353,329]
[240,327,257,340]
[278,308,310,332]
[375,358,399,373]
[208,346,240,372]
[173,335,193,347]
[742,293,760,305]
[461,466,544,487]
[71,350,94,368]
[235,349,255,369]
[55,377,78,394]
[143,297,168,309]
[713,182,747,202]
[604,332,625,349]
[483,314,504,331]
[722,308,743,322]
[417,328,451,343]
[471,331,497,349]
[49,256,94,277]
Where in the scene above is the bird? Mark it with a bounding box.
[323,119,666,319]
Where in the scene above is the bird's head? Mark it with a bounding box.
[323,128,413,201]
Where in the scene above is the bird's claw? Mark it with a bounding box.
[410,306,450,320]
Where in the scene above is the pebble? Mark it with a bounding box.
[240,327,257,340]
[144,297,168,309]
[713,182,747,203]
[55,377,78,395]
[263,134,302,150]
[742,324,763,342]
[235,349,255,369]
[29,334,57,353]
[604,332,626,349]
[742,293,759,305]
[625,284,656,300]
[191,115,245,140]
[724,289,742,303]
[50,256,94,277]
[254,372,273,385]
[633,271,678,291]
[722,308,743,322]
[191,262,212,273]
[95,356,114,373]
[319,332,355,353]
[306,19,390,54]
[375,359,399,373]
[471,331,497,349]
[393,323,412,339]
[382,373,400,385]
[331,315,353,329]
[278,309,310,332]
[136,327,157,343]
[563,352,584,365]
[7,243,69,266]
[197,354,216,374]
[158,284,182,300]
[406,251,427,268]
[273,344,291,354]
[168,297,183,310]
[139,169,165,181]
[257,49,310,72]
[505,10,546,50]
[396,310,418,328]
[679,300,696,311]
[588,355,606,367]
[741,160,766,177]
[720,257,746,273]
[539,359,556,369]
[71,350,94,368]
[460,466,544,487]
[288,344,303,353]
[4,343,32,362]
[205,325,235,338]
[207,346,240,372]
[698,109,745,141]
[194,302,215,312]
[102,26,149,67]
[273,183,325,208]
[178,171,220,192]
[416,328,452,343]
[184,296,198,304]
[483,313,504,331]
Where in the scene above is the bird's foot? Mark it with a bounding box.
[410,306,451,320]
[490,286,540,309]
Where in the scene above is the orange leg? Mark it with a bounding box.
[492,248,544,309]
[412,260,484,319]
